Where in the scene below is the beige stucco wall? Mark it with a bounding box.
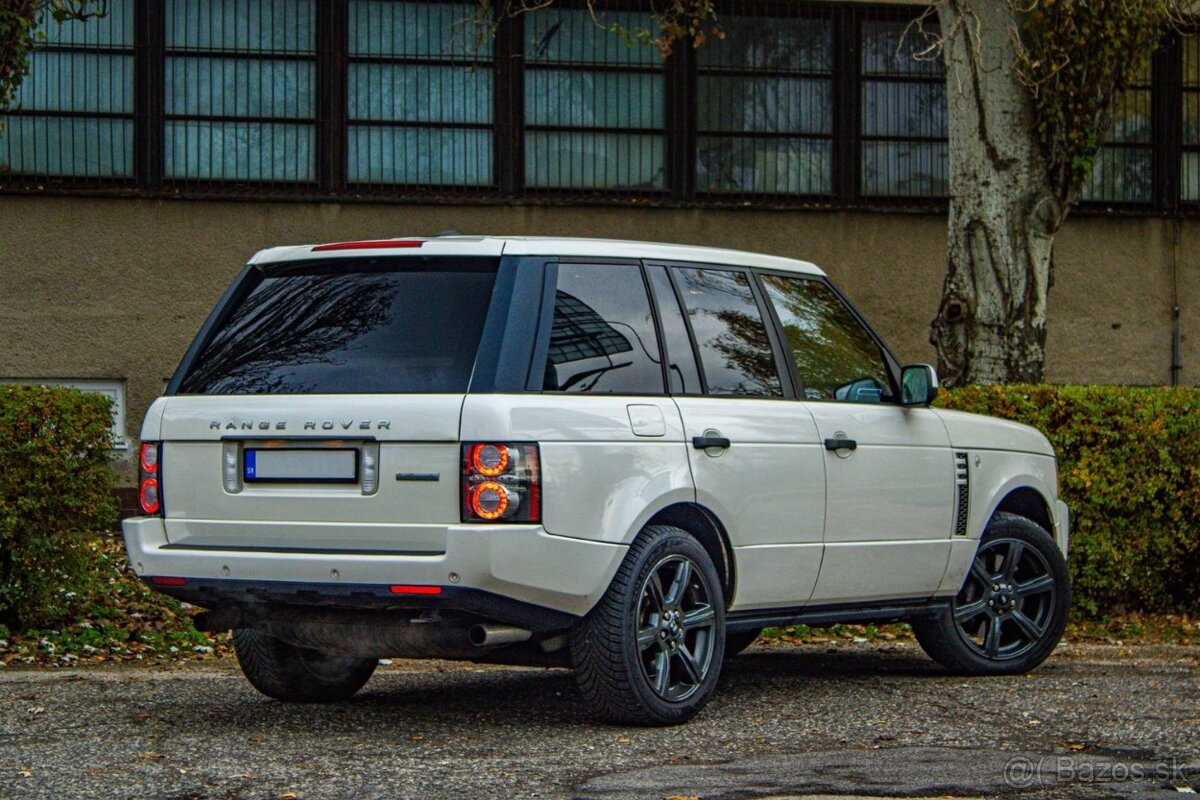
[1,195,1194,482]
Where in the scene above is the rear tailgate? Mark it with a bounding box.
[158,395,464,553]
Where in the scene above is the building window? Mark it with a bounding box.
[524,8,666,191]
[0,1,134,179]
[859,18,947,198]
[1182,34,1200,202]
[695,12,834,196]
[1083,57,1154,203]
[163,0,317,184]
[4,0,1196,213]
[347,1,493,188]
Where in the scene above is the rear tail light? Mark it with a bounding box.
[139,442,162,516]
[461,443,540,523]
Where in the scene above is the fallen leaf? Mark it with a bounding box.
[616,736,632,745]
[281,793,298,799]
[136,752,164,761]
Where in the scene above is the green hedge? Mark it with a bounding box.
[940,385,1200,617]
[0,385,117,628]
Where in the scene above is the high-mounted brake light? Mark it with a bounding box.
[461,443,540,523]
[139,442,163,516]
[311,239,425,252]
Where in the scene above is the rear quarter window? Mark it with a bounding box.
[541,263,665,394]
[178,259,498,394]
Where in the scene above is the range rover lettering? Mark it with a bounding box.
[124,237,1071,725]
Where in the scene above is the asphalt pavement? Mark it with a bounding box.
[1,640,1196,799]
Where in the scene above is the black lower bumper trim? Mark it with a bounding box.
[145,577,580,633]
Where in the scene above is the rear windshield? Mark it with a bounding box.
[178,259,498,394]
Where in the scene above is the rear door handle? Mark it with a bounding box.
[692,435,731,450]
[824,437,857,451]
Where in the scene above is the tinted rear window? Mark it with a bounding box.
[179,259,497,394]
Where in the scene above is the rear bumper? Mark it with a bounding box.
[122,516,626,625]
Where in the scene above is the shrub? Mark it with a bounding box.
[0,385,117,628]
[940,385,1200,617]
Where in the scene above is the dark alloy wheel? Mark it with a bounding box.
[635,554,719,702]
[570,524,726,725]
[953,536,1057,661]
[914,512,1070,675]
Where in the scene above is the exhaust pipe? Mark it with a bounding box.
[469,624,532,647]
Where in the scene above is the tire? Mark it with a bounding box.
[233,629,378,702]
[913,512,1070,675]
[570,524,726,726]
[724,628,762,659]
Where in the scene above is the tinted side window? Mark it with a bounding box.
[543,263,664,394]
[761,274,893,403]
[673,267,782,397]
[646,265,702,394]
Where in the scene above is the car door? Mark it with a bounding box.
[646,263,827,611]
[757,272,955,604]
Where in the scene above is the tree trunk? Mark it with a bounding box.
[931,0,1065,386]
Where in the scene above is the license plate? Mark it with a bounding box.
[243,448,358,483]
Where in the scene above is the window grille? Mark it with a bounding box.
[695,9,835,197]
[347,1,494,189]
[0,0,1191,213]
[0,0,135,182]
[163,0,317,186]
[1083,56,1154,203]
[858,17,947,198]
[523,7,667,192]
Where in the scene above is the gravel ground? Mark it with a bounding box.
[0,640,1196,799]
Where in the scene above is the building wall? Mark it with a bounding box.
[1,195,1193,482]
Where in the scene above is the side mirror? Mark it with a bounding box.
[900,364,939,406]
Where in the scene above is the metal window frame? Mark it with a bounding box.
[0,1,138,189]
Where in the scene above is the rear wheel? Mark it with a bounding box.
[570,524,725,725]
[233,629,377,702]
[913,512,1070,675]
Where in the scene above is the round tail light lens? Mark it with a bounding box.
[469,444,510,477]
[139,478,160,515]
[469,481,510,520]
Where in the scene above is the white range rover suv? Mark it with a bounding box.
[124,236,1071,725]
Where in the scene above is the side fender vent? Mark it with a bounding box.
[953,451,970,536]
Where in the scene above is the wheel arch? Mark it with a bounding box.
[990,486,1054,535]
[644,502,736,605]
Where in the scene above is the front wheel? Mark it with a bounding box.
[233,629,378,702]
[570,524,725,725]
[913,512,1070,675]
